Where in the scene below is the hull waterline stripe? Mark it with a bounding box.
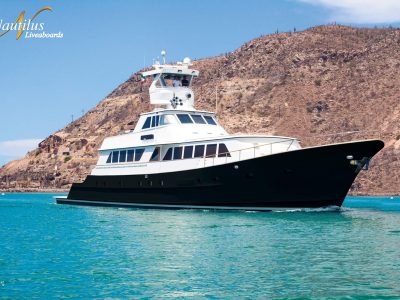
[55,198,313,211]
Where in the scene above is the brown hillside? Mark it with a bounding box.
[1,25,399,194]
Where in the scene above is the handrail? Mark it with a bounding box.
[203,138,298,167]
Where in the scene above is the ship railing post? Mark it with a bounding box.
[286,139,294,151]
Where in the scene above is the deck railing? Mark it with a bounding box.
[203,138,297,167]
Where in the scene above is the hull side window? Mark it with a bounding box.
[112,151,119,163]
[135,148,145,161]
[106,153,112,163]
[119,150,127,162]
[150,147,160,161]
[163,148,173,160]
[194,145,205,158]
[173,147,183,160]
[218,143,231,157]
[206,144,217,158]
[184,146,194,159]
[127,150,135,162]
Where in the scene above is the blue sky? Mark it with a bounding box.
[1,0,400,166]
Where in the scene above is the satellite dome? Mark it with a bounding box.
[183,57,191,64]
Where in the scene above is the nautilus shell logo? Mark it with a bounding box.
[0,6,63,40]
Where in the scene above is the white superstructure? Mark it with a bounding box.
[91,52,301,176]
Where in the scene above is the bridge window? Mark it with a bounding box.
[142,117,151,129]
[135,148,145,161]
[163,148,173,160]
[206,144,217,158]
[184,146,194,159]
[191,114,206,124]
[177,114,193,124]
[106,153,112,163]
[119,150,127,162]
[218,143,231,157]
[173,147,183,160]
[194,145,205,158]
[204,116,217,125]
[127,150,134,162]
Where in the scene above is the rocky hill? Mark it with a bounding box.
[1,25,399,194]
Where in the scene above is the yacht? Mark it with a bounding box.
[56,53,384,210]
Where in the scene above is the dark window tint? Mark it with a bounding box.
[119,150,127,162]
[150,147,160,161]
[141,134,154,140]
[106,153,112,163]
[112,151,119,163]
[194,145,205,158]
[205,144,217,158]
[142,117,151,129]
[184,146,193,159]
[204,116,217,125]
[173,147,183,160]
[218,143,231,157]
[151,116,155,127]
[154,115,160,126]
[177,114,193,124]
[135,148,144,161]
[163,148,173,160]
[127,150,134,162]
[191,114,206,124]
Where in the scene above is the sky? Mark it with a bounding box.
[1,0,400,166]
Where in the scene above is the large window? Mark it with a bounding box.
[205,144,217,158]
[127,150,135,162]
[150,147,160,161]
[105,148,145,164]
[119,150,127,162]
[112,151,119,163]
[135,148,144,161]
[194,145,205,158]
[204,116,217,125]
[191,114,206,124]
[173,147,183,160]
[218,143,231,157]
[184,146,193,159]
[177,114,193,124]
[163,148,173,161]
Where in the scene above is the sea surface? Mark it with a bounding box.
[1,194,400,299]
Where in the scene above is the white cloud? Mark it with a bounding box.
[0,139,42,157]
[299,0,400,23]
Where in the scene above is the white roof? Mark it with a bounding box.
[141,65,199,77]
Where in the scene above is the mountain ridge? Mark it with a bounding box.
[1,25,399,194]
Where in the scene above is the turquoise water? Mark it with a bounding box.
[1,194,400,299]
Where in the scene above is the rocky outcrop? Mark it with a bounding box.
[1,25,399,194]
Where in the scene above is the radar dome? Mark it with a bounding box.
[183,57,191,65]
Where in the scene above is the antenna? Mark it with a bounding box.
[161,50,166,64]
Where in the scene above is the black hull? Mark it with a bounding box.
[58,140,384,210]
